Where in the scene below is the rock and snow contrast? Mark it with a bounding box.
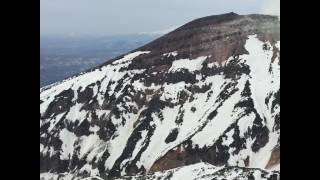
[117,163,279,180]
[40,13,280,180]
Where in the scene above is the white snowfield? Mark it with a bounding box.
[40,34,280,179]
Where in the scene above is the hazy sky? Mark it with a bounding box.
[40,0,279,35]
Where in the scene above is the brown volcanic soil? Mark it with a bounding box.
[131,13,279,67]
[266,145,280,169]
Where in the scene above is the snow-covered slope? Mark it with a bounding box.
[41,162,279,180]
[117,162,279,180]
[40,13,280,180]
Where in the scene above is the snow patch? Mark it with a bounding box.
[112,51,151,65]
[163,51,178,57]
[59,129,77,160]
[169,56,207,72]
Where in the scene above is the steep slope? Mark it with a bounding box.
[40,13,280,180]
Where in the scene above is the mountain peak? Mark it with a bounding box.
[124,13,279,70]
[40,13,280,180]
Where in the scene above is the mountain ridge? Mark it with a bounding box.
[41,12,279,91]
[40,13,280,180]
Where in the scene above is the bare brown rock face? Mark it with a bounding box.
[266,145,280,169]
[149,146,187,173]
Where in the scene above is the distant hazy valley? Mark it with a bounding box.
[40,34,159,87]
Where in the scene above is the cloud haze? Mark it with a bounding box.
[261,0,280,16]
[41,0,280,35]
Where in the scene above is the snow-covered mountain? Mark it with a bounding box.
[40,13,280,180]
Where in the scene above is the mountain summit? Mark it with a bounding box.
[40,13,280,180]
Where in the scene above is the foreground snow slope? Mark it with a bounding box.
[41,162,279,180]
